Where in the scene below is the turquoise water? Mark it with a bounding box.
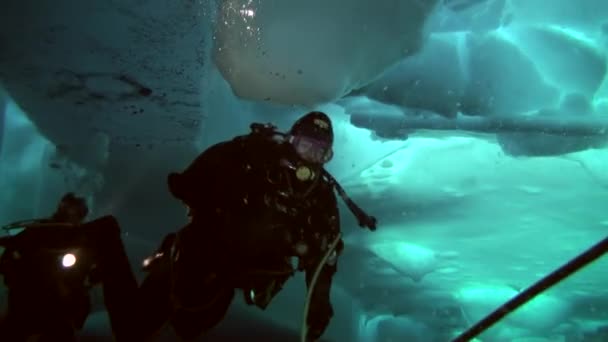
[1,0,607,340]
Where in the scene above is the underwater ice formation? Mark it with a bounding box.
[1,0,608,340]
[213,0,440,106]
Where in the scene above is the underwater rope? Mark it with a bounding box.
[300,232,343,342]
[452,234,608,342]
[2,219,76,231]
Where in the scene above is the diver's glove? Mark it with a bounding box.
[322,170,377,231]
[357,214,377,231]
[306,304,333,341]
[306,324,327,342]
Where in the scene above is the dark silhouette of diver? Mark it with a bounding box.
[139,111,376,341]
[0,193,138,341]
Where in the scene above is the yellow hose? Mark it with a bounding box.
[300,233,342,342]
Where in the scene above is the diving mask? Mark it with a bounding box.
[289,134,333,164]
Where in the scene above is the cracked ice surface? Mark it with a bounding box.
[339,133,608,340]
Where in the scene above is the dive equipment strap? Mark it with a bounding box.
[322,171,377,231]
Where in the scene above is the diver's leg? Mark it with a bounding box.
[137,270,173,339]
[136,233,178,339]
[169,225,235,340]
[85,216,139,341]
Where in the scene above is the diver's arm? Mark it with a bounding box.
[304,190,343,341]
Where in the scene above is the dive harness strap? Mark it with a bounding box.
[250,122,377,232]
[322,170,376,231]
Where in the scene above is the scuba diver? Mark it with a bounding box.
[0,193,138,341]
[140,111,377,341]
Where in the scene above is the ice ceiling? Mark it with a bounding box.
[1,0,608,341]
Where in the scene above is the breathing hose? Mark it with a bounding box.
[300,232,343,342]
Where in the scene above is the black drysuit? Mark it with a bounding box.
[140,131,344,341]
[0,216,138,341]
